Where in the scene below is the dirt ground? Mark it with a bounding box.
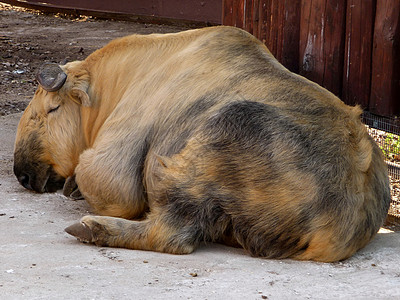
[1,3,400,299]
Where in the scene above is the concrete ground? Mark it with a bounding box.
[1,112,400,299]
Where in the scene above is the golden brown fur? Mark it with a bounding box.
[14,26,390,262]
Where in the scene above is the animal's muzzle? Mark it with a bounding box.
[13,162,65,193]
[14,133,65,193]
[17,172,33,190]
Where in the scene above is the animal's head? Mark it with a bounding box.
[14,62,90,192]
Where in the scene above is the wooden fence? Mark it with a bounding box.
[222,0,400,118]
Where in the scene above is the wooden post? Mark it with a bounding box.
[299,0,347,96]
[342,0,375,109]
[370,0,400,117]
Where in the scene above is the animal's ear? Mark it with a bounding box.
[70,87,90,107]
[69,73,91,107]
[63,61,92,107]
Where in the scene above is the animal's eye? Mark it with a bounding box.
[48,105,60,114]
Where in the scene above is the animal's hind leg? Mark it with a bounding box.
[65,211,198,254]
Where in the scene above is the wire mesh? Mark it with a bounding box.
[362,111,400,216]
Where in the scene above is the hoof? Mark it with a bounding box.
[63,175,84,200]
[70,189,83,200]
[65,222,93,243]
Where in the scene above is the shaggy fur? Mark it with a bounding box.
[14,26,390,262]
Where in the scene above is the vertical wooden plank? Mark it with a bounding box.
[264,0,280,57]
[299,0,319,83]
[244,0,254,34]
[275,0,285,61]
[299,0,347,96]
[252,0,259,38]
[222,0,233,25]
[258,0,268,45]
[342,0,375,108]
[222,0,234,26]
[370,0,400,117]
[235,0,245,28]
[231,0,238,27]
[281,0,301,73]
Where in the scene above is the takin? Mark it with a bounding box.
[13,26,390,262]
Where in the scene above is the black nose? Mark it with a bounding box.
[18,173,33,190]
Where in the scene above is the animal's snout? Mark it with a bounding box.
[14,163,35,191]
[13,159,65,193]
[17,173,33,191]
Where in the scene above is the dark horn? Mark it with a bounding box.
[36,63,67,92]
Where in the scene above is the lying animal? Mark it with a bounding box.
[14,26,390,262]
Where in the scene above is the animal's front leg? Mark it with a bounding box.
[74,147,148,219]
[63,174,84,200]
